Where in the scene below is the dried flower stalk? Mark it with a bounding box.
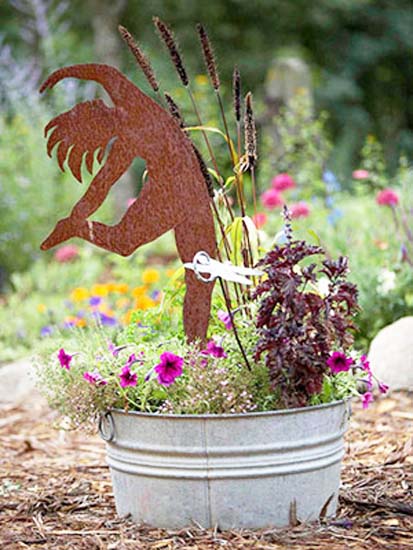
[244,92,257,168]
[196,23,220,90]
[118,25,159,92]
[153,16,189,86]
[164,92,185,127]
[192,146,214,198]
[233,66,241,122]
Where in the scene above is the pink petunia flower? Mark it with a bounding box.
[119,365,138,388]
[154,352,184,386]
[378,381,389,394]
[252,212,267,229]
[271,173,296,191]
[261,188,284,210]
[327,351,354,373]
[202,340,227,359]
[289,201,311,219]
[360,354,370,371]
[362,391,373,409]
[376,188,399,207]
[83,370,107,386]
[58,348,73,370]
[352,169,370,180]
[217,309,233,330]
[54,244,79,263]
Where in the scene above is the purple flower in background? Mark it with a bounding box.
[119,365,138,388]
[202,340,227,359]
[89,296,102,307]
[58,348,73,370]
[327,208,343,226]
[94,311,117,326]
[401,244,410,264]
[362,391,373,409]
[40,325,53,337]
[64,320,76,329]
[323,170,341,192]
[217,309,233,330]
[108,341,128,357]
[327,351,354,373]
[154,352,184,386]
[83,370,107,386]
[144,369,154,382]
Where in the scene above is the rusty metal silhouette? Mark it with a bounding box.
[40,63,216,342]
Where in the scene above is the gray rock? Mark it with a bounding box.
[0,358,38,405]
[265,57,312,107]
[368,316,413,390]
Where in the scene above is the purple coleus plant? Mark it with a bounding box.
[253,208,359,408]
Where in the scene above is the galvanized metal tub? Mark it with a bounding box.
[99,400,350,529]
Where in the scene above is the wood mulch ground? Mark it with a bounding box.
[0,392,412,550]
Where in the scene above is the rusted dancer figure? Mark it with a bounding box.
[40,63,216,342]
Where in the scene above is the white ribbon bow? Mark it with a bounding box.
[184,251,263,285]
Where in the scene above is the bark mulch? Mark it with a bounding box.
[0,392,412,550]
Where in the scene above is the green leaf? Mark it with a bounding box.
[227,217,244,266]
[307,229,321,245]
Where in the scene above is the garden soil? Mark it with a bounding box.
[0,389,412,549]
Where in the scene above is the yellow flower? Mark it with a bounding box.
[91,284,109,297]
[195,74,209,86]
[115,283,129,294]
[75,318,87,328]
[70,287,89,302]
[37,303,47,313]
[132,285,147,298]
[106,282,118,292]
[142,268,160,285]
[135,295,156,310]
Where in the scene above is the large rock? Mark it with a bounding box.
[0,358,38,405]
[368,317,413,390]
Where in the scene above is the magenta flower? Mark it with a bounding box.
[362,391,373,409]
[378,381,389,394]
[83,370,107,386]
[261,188,284,210]
[119,365,138,388]
[327,351,354,373]
[154,352,184,386]
[290,201,310,219]
[352,169,370,180]
[376,188,399,207]
[202,340,227,359]
[58,348,73,370]
[252,212,267,229]
[271,173,296,191]
[218,309,233,330]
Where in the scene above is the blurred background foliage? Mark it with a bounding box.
[1,0,412,171]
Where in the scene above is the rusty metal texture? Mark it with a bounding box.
[40,63,216,341]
